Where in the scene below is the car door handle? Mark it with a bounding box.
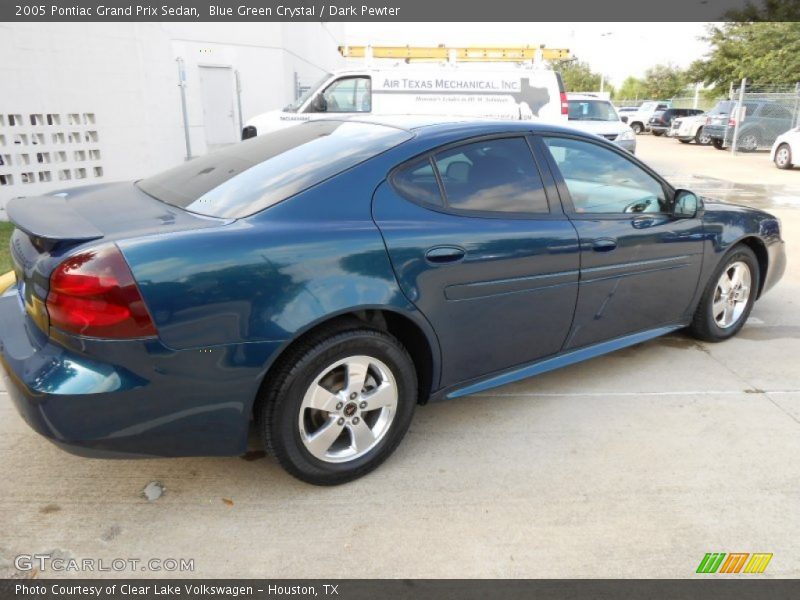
[632,216,656,229]
[425,246,466,264]
[592,238,618,252]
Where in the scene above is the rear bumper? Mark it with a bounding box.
[705,125,728,142]
[0,291,283,458]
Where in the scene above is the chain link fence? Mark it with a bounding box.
[723,83,800,151]
[613,82,800,151]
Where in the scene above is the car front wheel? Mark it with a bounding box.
[774,143,793,169]
[257,325,417,485]
[688,246,759,342]
[631,122,643,134]
[737,131,760,152]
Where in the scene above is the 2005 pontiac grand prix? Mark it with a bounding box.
[0,118,786,485]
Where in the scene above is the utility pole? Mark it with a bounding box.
[176,57,192,161]
[731,78,747,155]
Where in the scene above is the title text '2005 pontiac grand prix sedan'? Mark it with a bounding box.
[0,118,786,484]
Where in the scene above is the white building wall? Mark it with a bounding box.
[0,22,344,216]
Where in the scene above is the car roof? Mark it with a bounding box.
[328,114,598,140]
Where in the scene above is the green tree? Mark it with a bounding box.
[639,63,688,99]
[556,59,603,92]
[615,76,645,101]
[690,22,800,88]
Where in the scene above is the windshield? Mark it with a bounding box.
[568,100,619,121]
[137,121,412,218]
[283,72,332,112]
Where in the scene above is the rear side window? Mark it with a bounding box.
[392,159,443,206]
[137,121,411,218]
[433,138,548,213]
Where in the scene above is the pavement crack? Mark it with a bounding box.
[764,392,800,426]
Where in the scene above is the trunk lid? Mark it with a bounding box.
[7,182,228,334]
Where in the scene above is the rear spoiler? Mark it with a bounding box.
[6,195,104,243]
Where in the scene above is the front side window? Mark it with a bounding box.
[318,77,371,113]
[433,138,549,213]
[543,137,667,214]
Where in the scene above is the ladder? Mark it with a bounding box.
[338,45,571,63]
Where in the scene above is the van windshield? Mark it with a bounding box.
[284,72,332,112]
[136,121,412,218]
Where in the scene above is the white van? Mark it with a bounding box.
[243,65,568,139]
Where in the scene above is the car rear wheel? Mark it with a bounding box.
[688,246,759,342]
[712,138,725,150]
[774,143,793,169]
[257,324,417,485]
[679,139,691,144]
[695,127,711,145]
[631,122,643,134]
[652,130,664,136]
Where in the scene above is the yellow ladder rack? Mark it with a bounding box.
[338,45,571,62]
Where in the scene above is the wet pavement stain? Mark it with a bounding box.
[660,173,800,210]
[39,504,61,514]
[100,525,121,542]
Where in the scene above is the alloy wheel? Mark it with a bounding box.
[298,355,398,463]
[775,145,791,168]
[712,261,752,329]
[738,133,759,151]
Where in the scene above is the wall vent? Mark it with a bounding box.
[1,112,103,214]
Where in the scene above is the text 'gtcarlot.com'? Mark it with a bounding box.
[14,554,194,573]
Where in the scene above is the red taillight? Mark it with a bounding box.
[728,118,736,127]
[46,245,157,339]
[560,92,569,115]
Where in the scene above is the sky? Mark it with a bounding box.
[342,22,714,87]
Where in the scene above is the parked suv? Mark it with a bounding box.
[670,100,735,145]
[649,108,704,136]
[705,100,795,151]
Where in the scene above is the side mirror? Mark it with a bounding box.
[673,189,699,218]
[310,94,327,113]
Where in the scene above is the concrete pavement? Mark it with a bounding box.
[1,135,799,579]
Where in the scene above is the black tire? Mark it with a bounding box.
[631,122,643,134]
[679,139,691,144]
[688,245,759,343]
[774,143,793,170]
[652,130,664,137]
[712,138,725,150]
[256,324,417,485]
[695,127,711,145]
